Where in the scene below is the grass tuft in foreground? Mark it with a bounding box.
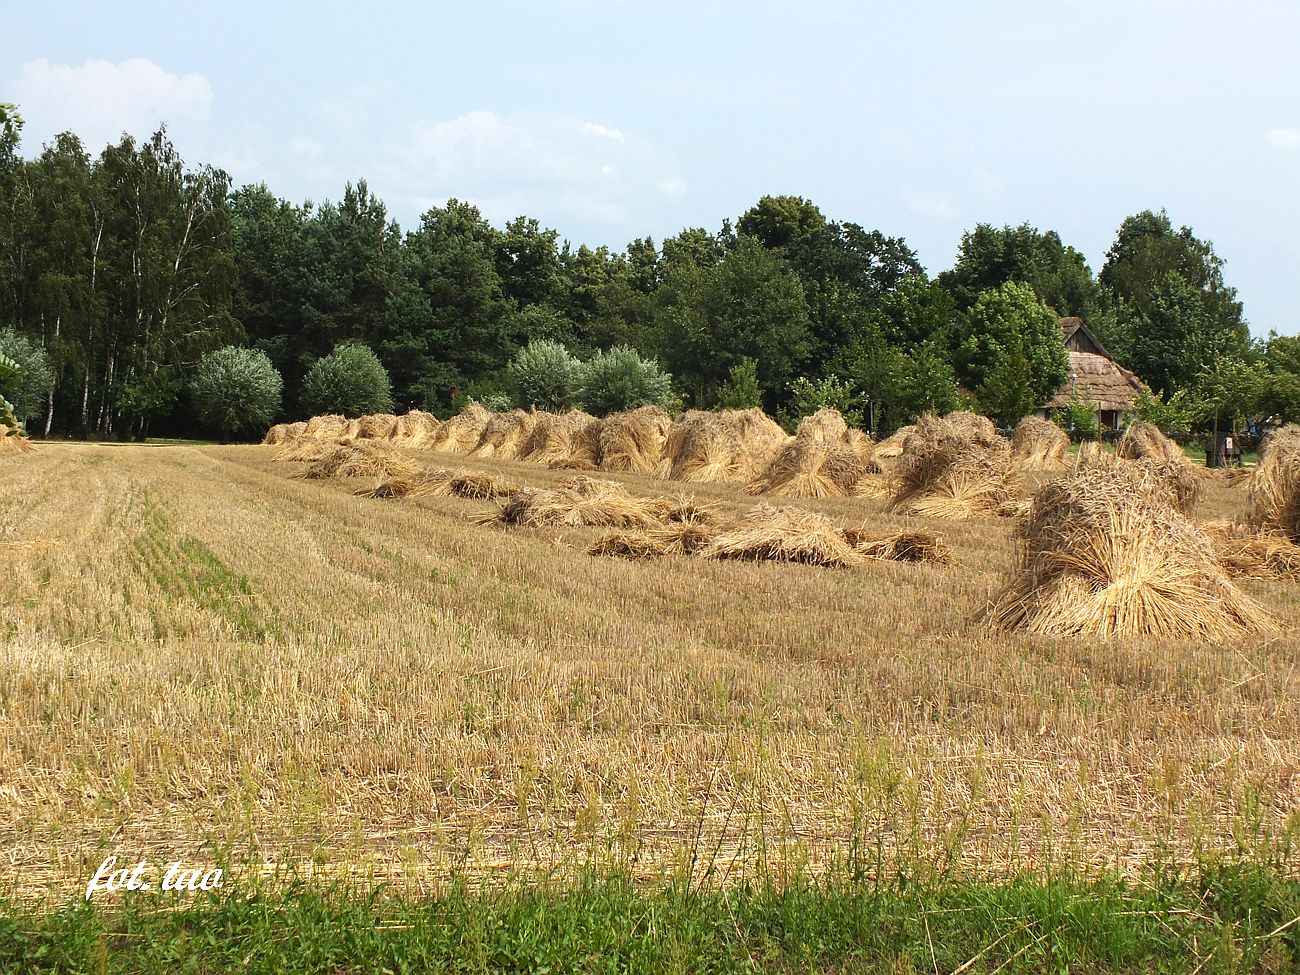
[2,865,1299,974]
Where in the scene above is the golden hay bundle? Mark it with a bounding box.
[1010,416,1070,469]
[490,476,696,529]
[428,403,494,454]
[1200,521,1300,580]
[296,442,419,481]
[588,521,719,560]
[1076,440,1105,463]
[937,411,1002,448]
[1116,421,1184,464]
[748,435,867,499]
[273,437,337,463]
[358,466,518,501]
[1249,424,1300,542]
[262,422,306,446]
[852,474,893,500]
[663,409,787,483]
[889,414,1013,519]
[987,460,1271,639]
[795,408,849,442]
[701,505,865,568]
[0,431,35,454]
[1135,458,1200,515]
[469,409,537,459]
[874,425,914,459]
[840,528,952,564]
[842,428,882,473]
[598,405,672,474]
[519,410,603,467]
[389,410,442,447]
[355,413,399,440]
[303,413,350,440]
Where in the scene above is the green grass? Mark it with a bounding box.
[3,865,1298,973]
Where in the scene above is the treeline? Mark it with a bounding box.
[1,109,1293,440]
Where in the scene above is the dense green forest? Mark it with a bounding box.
[2,106,1296,440]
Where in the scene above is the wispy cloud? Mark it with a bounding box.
[1265,127,1300,151]
[6,58,212,151]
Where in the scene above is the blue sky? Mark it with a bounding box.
[5,1,1300,334]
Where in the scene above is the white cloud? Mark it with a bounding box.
[582,121,625,141]
[1265,127,1300,151]
[398,110,669,230]
[658,177,687,197]
[7,58,212,150]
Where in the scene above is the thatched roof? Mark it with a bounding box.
[1046,350,1145,412]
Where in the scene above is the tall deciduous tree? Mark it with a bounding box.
[939,222,1096,316]
[1100,209,1248,393]
[956,281,1068,412]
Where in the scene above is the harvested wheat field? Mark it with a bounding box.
[1,441,1299,902]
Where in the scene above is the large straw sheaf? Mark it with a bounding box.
[296,442,419,481]
[1010,416,1070,469]
[795,408,849,442]
[0,430,35,454]
[518,410,603,467]
[388,410,442,448]
[1249,424,1300,542]
[362,466,519,501]
[469,408,537,459]
[355,413,399,440]
[748,435,868,499]
[701,504,865,567]
[261,421,306,446]
[1116,421,1185,464]
[874,424,915,459]
[489,475,700,529]
[664,409,787,483]
[428,403,494,454]
[1201,519,1300,581]
[841,527,952,565]
[597,405,672,474]
[987,459,1271,639]
[302,413,350,440]
[888,413,1013,519]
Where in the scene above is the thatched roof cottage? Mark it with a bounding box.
[1042,317,1144,431]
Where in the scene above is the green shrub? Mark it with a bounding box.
[508,339,580,410]
[191,346,284,439]
[714,358,763,410]
[577,345,677,416]
[0,329,53,424]
[1054,395,1098,440]
[301,343,393,417]
[784,375,862,427]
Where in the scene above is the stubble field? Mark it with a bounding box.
[1,443,1298,901]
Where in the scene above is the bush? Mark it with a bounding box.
[0,351,23,437]
[577,346,677,416]
[301,343,393,417]
[0,329,53,424]
[784,375,862,428]
[191,346,284,439]
[1126,388,1196,434]
[508,339,580,410]
[1054,395,1098,440]
[714,358,763,409]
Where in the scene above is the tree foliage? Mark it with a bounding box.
[301,343,393,417]
[577,345,676,416]
[956,281,1069,409]
[0,328,53,422]
[191,346,283,438]
[508,339,580,411]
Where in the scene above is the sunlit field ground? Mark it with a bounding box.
[1,443,1297,901]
